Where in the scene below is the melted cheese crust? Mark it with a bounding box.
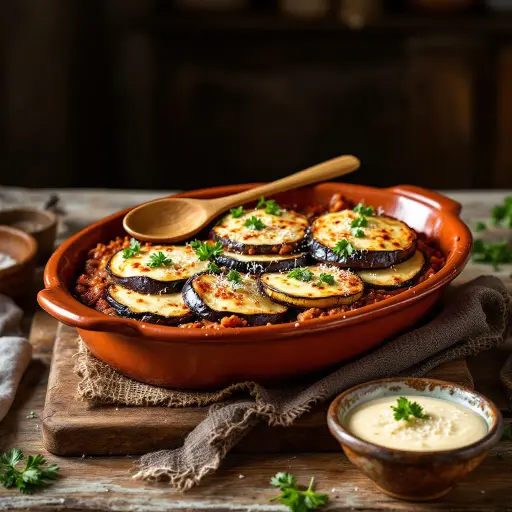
[109,285,190,317]
[192,274,287,314]
[357,251,425,287]
[261,265,363,299]
[213,209,308,246]
[311,210,415,252]
[109,245,208,282]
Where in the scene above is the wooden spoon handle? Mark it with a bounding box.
[212,154,360,210]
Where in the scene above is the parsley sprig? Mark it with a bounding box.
[122,238,141,259]
[207,261,221,274]
[316,273,335,287]
[227,269,243,286]
[190,240,224,261]
[147,251,172,268]
[270,472,328,512]
[287,267,314,282]
[353,203,374,217]
[257,196,282,216]
[472,240,512,270]
[245,216,266,230]
[391,397,425,422]
[0,449,59,493]
[230,206,244,218]
[332,239,354,259]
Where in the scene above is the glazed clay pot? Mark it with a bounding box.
[38,183,472,389]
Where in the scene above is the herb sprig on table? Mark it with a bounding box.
[472,196,512,270]
[270,472,328,512]
[391,397,425,422]
[0,449,59,493]
[122,238,141,259]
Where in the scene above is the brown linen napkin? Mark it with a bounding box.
[75,276,510,490]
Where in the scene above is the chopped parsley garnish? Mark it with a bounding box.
[332,239,354,259]
[122,238,141,259]
[351,227,365,238]
[316,273,335,286]
[147,251,172,268]
[350,216,368,229]
[391,397,425,421]
[207,261,221,274]
[227,269,243,286]
[287,267,314,282]
[230,206,244,218]
[0,448,59,493]
[270,472,328,512]
[256,196,282,216]
[190,240,224,261]
[472,239,512,270]
[245,216,266,230]
[353,203,374,217]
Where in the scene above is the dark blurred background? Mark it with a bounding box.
[1,0,512,191]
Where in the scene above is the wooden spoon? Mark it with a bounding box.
[123,154,360,243]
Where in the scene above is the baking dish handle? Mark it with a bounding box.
[387,185,462,216]
[37,287,140,336]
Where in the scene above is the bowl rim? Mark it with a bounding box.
[0,207,57,233]
[38,182,473,342]
[327,377,504,462]
[0,226,38,276]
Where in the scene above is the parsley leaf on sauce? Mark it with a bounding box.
[391,397,425,422]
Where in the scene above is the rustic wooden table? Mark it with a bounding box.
[0,187,511,512]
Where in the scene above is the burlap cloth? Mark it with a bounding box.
[74,276,511,490]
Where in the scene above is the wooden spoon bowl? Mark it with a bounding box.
[124,154,360,243]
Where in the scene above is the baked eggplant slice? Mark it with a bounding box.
[356,250,426,289]
[182,273,288,326]
[106,284,194,325]
[259,265,364,309]
[107,245,208,294]
[213,251,309,274]
[309,210,416,269]
[212,208,309,254]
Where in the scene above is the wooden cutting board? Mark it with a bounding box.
[41,318,474,456]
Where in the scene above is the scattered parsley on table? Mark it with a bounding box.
[270,472,328,512]
[0,449,59,493]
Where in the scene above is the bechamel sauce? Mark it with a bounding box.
[344,395,488,451]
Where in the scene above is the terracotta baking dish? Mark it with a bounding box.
[38,183,472,389]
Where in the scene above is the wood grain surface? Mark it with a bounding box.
[42,320,474,457]
[0,188,511,511]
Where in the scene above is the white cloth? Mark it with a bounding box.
[0,295,32,422]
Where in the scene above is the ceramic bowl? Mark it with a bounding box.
[327,378,504,501]
[37,184,472,389]
[0,208,58,263]
[0,226,38,301]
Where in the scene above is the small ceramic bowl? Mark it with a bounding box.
[327,378,503,501]
[0,208,57,263]
[0,226,38,301]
